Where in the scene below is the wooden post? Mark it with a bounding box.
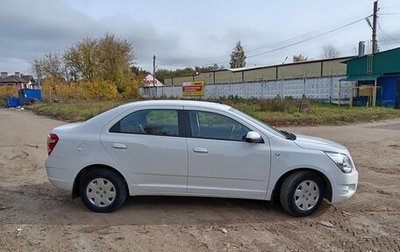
[338,81,341,107]
[349,87,353,108]
[372,80,377,108]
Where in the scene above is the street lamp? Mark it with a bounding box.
[192,71,199,81]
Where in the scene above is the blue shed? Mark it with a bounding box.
[344,47,400,108]
[377,76,400,108]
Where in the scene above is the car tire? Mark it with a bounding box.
[80,169,127,213]
[280,171,324,217]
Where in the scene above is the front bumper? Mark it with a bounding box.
[331,169,358,203]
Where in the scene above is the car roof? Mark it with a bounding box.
[118,100,232,110]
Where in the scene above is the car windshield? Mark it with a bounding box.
[229,108,287,138]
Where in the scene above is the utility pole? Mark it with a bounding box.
[152,55,156,97]
[372,1,378,108]
[372,1,378,54]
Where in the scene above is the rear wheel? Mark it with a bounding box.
[280,171,324,217]
[80,169,127,213]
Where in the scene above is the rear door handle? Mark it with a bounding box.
[192,147,208,153]
[112,143,127,150]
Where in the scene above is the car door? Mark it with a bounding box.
[101,107,188,193]
[185,109,271,199]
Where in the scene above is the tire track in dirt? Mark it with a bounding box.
[1,110,400,251]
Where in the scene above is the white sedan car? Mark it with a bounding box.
[46,100,358,216]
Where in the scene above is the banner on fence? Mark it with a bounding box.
[182,81,205,97]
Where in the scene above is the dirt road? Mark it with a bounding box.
[0,108,399,251]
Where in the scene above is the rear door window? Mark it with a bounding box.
[110,109,179,136]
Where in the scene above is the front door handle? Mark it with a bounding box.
[192,147,208,153]
[112,143,127,150]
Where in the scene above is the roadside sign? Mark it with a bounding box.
[182,81,205,97]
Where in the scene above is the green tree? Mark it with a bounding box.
[155,64,223,83]
[229,41,246,68]
[64,38,97,81]
[155,67,196,82]
[131,66,149,77]
[155,69,173,83]
[96,33,134,92]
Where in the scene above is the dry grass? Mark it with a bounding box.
[29,98,400,126]
[0,86,19,106]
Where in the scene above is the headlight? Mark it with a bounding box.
[325,152,353,173]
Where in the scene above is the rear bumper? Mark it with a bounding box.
[46,166,74,191]
[331,169,358,203]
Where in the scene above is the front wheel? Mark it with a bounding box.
[280,171,324,217]
[80,169,127,213]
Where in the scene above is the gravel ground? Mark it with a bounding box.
[0,108,399,251]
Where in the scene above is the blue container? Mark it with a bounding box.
[19,89,42,104]
[6,97,20,107]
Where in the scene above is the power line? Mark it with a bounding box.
[379,12,400,15]
[307,48,358,61]
[379,5,400,9]
[244,14,371,55]
[246,16,371,59]
[377,20,400,45]
[157,61,196,68]
[156,15,372,69]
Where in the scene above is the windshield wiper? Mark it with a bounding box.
[280,130,297,140]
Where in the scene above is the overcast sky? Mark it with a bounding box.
[0,0,399,75]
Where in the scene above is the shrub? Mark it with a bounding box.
[0,86,19,107]
[0,86,19,98]
[121,79,139,99]
[82,79,120,100]
[259,97,300,112]
[41,77,139,102]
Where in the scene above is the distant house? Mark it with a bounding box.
[21,75,36,89]
[142,74,164,87]
[0,72,37,89]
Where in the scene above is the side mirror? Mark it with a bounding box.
[245,131,263,143]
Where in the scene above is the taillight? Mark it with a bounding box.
[47,133,59,156]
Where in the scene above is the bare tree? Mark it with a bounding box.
[43,52,64,78]
[31,51,65,79]
[293,54,308,63]
[31,58,44,84]
[322,45,340,59]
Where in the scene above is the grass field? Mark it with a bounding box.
[29,98,400,126]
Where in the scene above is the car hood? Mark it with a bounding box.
[294,134,348,152]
